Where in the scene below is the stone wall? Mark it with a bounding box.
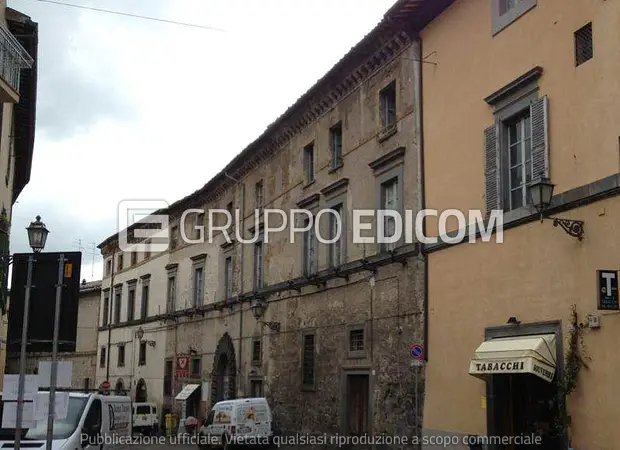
[6,351,97,389]
[266,258,425,441]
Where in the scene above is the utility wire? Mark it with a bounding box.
[29,0,226,31]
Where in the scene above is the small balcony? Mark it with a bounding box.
[0,22,33,102]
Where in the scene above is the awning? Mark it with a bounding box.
[175,384,200,401]
[469,334,557,383]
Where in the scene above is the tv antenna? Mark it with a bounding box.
[88,242,99,280]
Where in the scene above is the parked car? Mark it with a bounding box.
[132,402,159,435]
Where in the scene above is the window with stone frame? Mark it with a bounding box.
[127,283,136,322]
[100,346,106,368]
[303,216,317,275]
[252,339,262,365]
[164,360,173,396]
[102,290,110,326]
[117,254,123,271]
[255,180,264,211]
[139,342,147,366]
[491,0,536,35]
[117,344,125,367]
[303,143,315,184]
[328,203,344,267]
[347,325,367,359]
[190,357,201,377]
[301,331,316,390]
[140,278,150,319]
[379,81,396,131]
[484,68,549,216]
[330,122,343,169]
[166,272,176,313]
[131,252,137,266]
[254,240,264,289]
[113,287,122,324]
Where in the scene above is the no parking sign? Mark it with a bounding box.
[410,344,424,360]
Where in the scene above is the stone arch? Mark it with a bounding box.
[211,332,237,403]
[136,378,147,402]
[115,378,125,395]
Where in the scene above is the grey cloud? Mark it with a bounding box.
[9,0,168,140]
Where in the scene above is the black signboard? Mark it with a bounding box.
[7,252,82,353]
[597,270,619,311]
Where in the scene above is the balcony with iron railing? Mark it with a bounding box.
[0,21,33,102]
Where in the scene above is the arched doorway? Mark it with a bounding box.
[136,378,147,402]
[211,333,237,403]
[115,378,125,395]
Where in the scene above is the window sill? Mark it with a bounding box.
[377,125,397,143]
[301,385,316,392]
[347,352,367,360]
[251,360,262,367]
[328,162,343,174]
[302,180,315,190]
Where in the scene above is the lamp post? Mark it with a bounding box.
[14,216,49,450]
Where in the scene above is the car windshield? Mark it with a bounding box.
[23,396,88,440]
[136,406,149,414]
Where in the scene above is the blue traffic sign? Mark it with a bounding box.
[410,344,423,360]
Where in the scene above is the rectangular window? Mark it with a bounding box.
[224,256,233,300]
[303,216,317,275]
[167,275,176,313]
[492,0,536,35]
[575,23,593,66]
[102,291,110,326]
[193,267,204,307]
[114,289,122,324]
[380,179,399,252]
[141,283,150,319]
[380,82,396,130]
[106,260,112,276]
[255,180,264,211]
[302,332,315,389]
[117,254,123,271]
[164,360,173,396]
[252,339,262,365]
[127,287,136,322]
[170,226,179,249]
[144,242,151,260]
[190,357,201,377]
[507,113,533,210]
[131,252,137,266]
[250,380,263,397]
[330,122,343,169]
[349,329,364,352]
[139,342,146,366]
[329,204,344,267]
[254,241,264,289]
[303,143,314,184]
[118,344,125,367]
[100,346,106,368]
[226,202,235,233]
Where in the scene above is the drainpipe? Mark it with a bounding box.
[106,247,116,381]
[224,172,244,396]
[413,36,428,362]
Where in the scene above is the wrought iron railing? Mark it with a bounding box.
[0,23,34,93]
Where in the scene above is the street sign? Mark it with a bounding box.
[597,270,619,310]
[410,360,424,367]
[410,344,424,360]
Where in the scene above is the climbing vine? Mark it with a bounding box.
[564,304,591,395]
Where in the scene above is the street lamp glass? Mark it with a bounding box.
[528,177,555,213]
[250,299,263,319]
[26,215,49,253]
[136,328,144,340]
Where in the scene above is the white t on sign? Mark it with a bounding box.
[38,361,73,388]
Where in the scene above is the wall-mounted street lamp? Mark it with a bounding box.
[528,176,584,240]
[135,327,156,347]
[250,298,281,333]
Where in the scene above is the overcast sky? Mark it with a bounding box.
[7,0,397,281]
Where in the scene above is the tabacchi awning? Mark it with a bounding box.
[469,334,557,383]
[175,384,200,401]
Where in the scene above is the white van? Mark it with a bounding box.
[132,402,158,435]
[198,397,276,449]
[0,392,132,450]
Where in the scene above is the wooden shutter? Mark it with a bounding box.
[531,95,550,179]
[484,124,501,214]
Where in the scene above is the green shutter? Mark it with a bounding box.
[531,95,550,179]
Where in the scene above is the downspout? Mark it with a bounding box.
[225,172,244,396]
[413,35,428,362]
[106,247,116,381]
